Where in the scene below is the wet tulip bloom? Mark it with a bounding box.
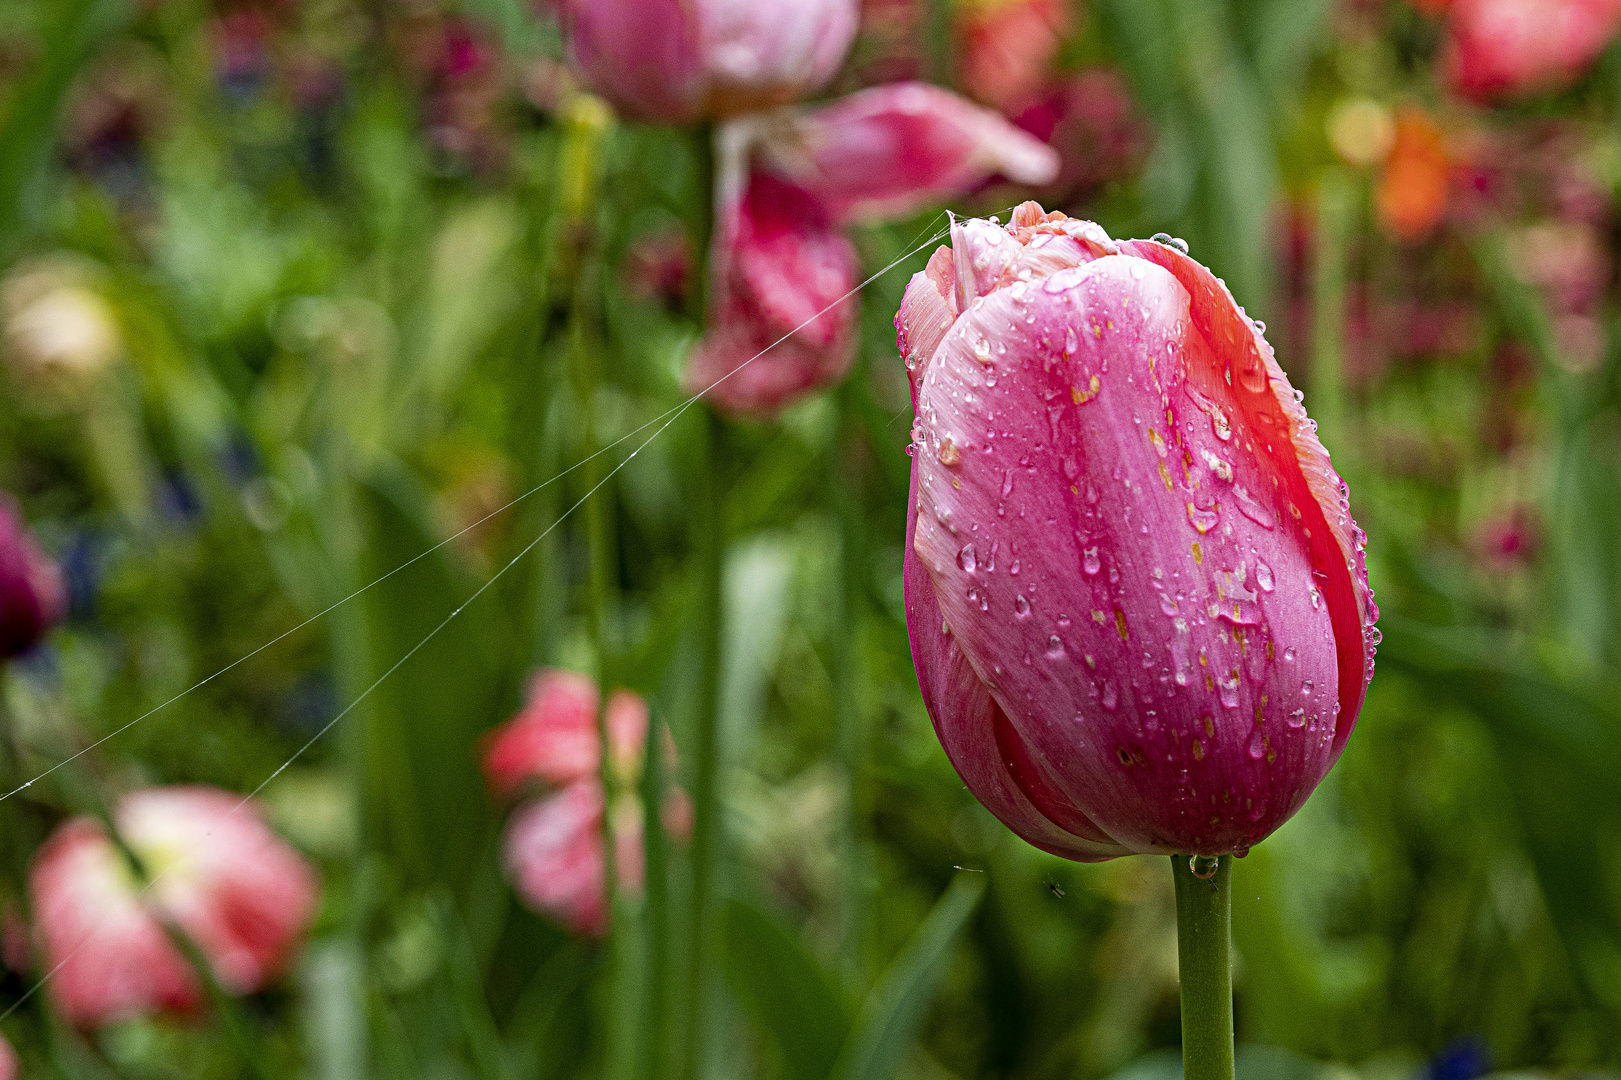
[30,786,319,1027]
[687,82,1059,414]
[0,494,66,659]
[482,670,685,937]
[1442,0,1621,102]
[553,0,858,123]
[898,203,1377,859]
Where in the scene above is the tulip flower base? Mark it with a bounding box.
[1172,855,1234,1080]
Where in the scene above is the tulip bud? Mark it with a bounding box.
[1441,0,1621,102]
[30,786,319,1027]
[554,0,858,123]
[0,495,66,660]
[899,203,1377,859]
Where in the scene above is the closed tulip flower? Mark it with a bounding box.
[0,494,66,660]
[30,786,320,1027]
[553,0,858,123]
[1441,0,1621,102]
[898,203,1377,861]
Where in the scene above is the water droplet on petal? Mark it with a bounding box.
[1234,486,1276,530]
[958,544,977,573]
[1015,594,1031,617]
[1287,708,1306,728]
[1083,547,1101,576]
[1046,635,1065,659]
[1101,680,1119,710]
[1254,560,1274,593]
[1189,854,1219,879]
[1247,730,1266,759]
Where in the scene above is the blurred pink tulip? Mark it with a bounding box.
[687,83,1060,414]
[482,671,684,937]
[0,1032,15,1080]
[0,494,66,659]
[480,669,651,797]
[554,0,859,123]
[1442,0,1621,101]
[30,786,319,1027]
[898,203,1377,859]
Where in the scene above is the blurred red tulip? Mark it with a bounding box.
[30,787,319,1027]
[897,203,1377,859]
[1006,68,1149,205]
[483,672,684,936]
[956,0,1071,110]
[1471,505,1540,570]
[1377,109,1451,240]
[1442,0,1621,101]
[0,494,66,659]
[686,82,1059,414]
[554,0,859,123]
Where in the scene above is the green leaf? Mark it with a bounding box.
[719,894,853,1080]
[829,873,985,1080]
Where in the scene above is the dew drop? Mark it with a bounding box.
[1287,708,1306,728]
[958,544,977,573]
[1186,503,1221,534]
[1300,679,1313,697]
[1234,486,1277,530]
[1254,560,1274,593]
[1101,680,1119,710]
[1047,635,1065,659]
[1015,594,1031,617]
[1189,854,1219,879]
[1246,730,1266,760]
[1083,547,1101,576]
[1211,408,1232,441]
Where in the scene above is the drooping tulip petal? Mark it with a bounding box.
[554,0,858,123]
[1442,0,1621,102]
[684,170,860,414]
[901,203,1376,858]
[30,786,319,1027]
[0,495,66,659]
[760,82,1061,224]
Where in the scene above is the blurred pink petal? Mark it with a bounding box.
[763,82,1061,223]
[1443,0,1621,101]
[0,493,66,660]
[480,670,653,797]
[1006,69,1149,204]
[503,780,611,937]
[31,818,201,1027]
[684,170,860,414]
[30,787,318,1027]
[0,1032,17,1080]
[555,0,858,123]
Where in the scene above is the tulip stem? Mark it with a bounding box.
[1171,854,1235,1080]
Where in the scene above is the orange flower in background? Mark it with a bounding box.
[1377,109,1452,240]
[956,0,1072,110]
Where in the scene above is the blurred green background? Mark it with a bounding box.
[2,0,1620,1077]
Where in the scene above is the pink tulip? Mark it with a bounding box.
[553,0,858,123]
[898,203,1377,859]
[30,786,319,1027]
[482,671,684,936]
[0,1032,16,1080]
[1442,0,1621,101]
[0,494,66,659]
[480,669,651,797]
[687,83,1060,414]
[955,0,1070,110]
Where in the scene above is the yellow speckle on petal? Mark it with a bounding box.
[1115,609,1128,641]
[1071,373,1101,404]
[1191,541,1203,564]
[1158,462,1173,491]
[1092,609,1106,625]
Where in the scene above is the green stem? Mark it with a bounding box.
[832,384,869,979]
[1172,855,1235,1080]
[679,408,724,1080]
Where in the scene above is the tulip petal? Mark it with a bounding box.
[559,0,707,123]
[698,0,858,116]
[767,83,1061,224]
[906,474,1127,862]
